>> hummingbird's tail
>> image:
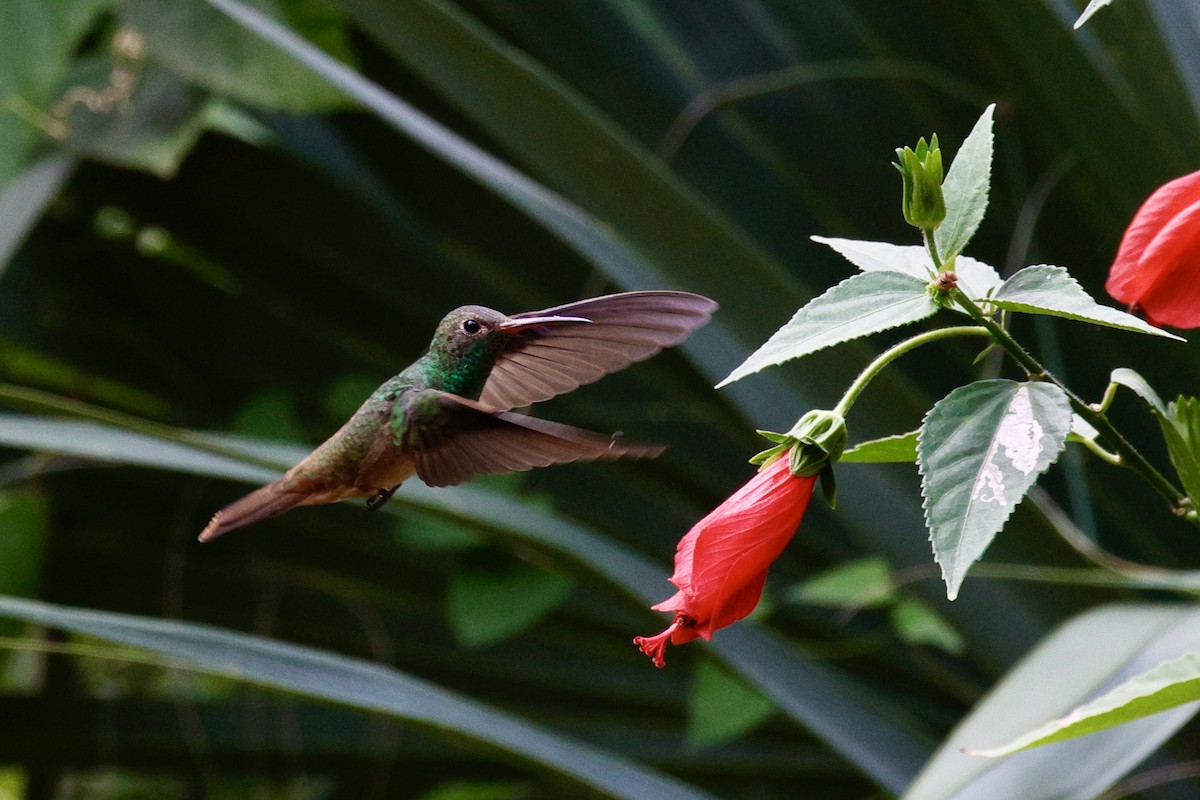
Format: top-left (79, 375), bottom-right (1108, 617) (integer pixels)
top-left (199, 484), bottom-right (306, 542)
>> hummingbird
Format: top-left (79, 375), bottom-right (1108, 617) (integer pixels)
top-left (199, 291), bottom-right (717, 541)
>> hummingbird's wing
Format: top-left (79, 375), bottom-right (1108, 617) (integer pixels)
top-left (400, 391), bottom-right (665, 488)
top-left (479, 291), bottom-right (717, 410)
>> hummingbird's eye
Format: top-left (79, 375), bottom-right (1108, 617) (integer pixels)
top-left (461, 318), bottom-right (482, 335)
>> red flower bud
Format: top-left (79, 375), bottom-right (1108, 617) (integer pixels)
top-left (634, 452), bottom-right (817, 667)
top-left (1107, 169), bottom-right (1200, 328)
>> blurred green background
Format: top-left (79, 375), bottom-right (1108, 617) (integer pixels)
top-left (3, 0), bottom-right (1200, 798)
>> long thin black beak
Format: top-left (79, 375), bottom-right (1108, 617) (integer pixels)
top-left (498, 314), bottom-right (592, 332)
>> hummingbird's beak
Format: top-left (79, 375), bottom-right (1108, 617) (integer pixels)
top-left (499, 314), bottom-right (592, 332)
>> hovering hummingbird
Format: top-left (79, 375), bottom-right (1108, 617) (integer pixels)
top-left (199, 291), bottom-right (717, 541)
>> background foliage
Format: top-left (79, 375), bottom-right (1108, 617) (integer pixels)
top-left (3, 0), bottom-right (1200, 797)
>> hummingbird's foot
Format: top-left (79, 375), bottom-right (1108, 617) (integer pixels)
top-left (365, 486), bottom-right (398, 511)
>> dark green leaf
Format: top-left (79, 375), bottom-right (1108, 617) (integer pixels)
top-left (842, 431), bottom-right (919, 463)
top-left (890, 599), bottom-right (964, 654)
top-left (919, 381), bottom-right (1072, 600)
top-left (0, 413), bottom-right (937, 792)
top-left (447, 561), bottom-right (572, 647)
top-left (790, 557), bottom-right (897, 609)
top-left (0, 0), bottom-right (111, 186)
top-left (687, 660), bottom-right (775, 748)
top-left (0, 595), bottom-right (717, 800)
top-left (57, 61), bottom-right (210, 178)
top-left (991, 265), bottom-right (1182, 340)
top-left (935, 104), bottom-right (994, 262)
top-left (718, 271), bottom-right (937, 386)
top-left (121, 0), bottom-right (354, 111)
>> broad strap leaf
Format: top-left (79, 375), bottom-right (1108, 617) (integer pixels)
top-left (810, 237), bottom-right (1003, 307)
top-left (1074, 0), bottom-right (1116, 28)
top-left (841, 431), bottom-right (919, 463)
top-left (935, 104), bottom-right (995, 262)
top-left (0, 595), bottom-right (715, 800)
top-left (903, 604), bottom-right (1200, 800)
top-left (970, 651), bottom-right (1200, 757)
top-left (918, 380), bottom-right (1071, 600)
top-left (718, 271), bottom-right (936, 386)
top-left (992, 265), bottom-right (1184, 340)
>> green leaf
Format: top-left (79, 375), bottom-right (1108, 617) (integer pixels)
top-left (918, 380), bottom-right (1072, 600)
top-left (903, 604), bottom-right (1200, 800)
top-left (810, 237), bottom-right (1003, 305)
top-left (56, 60), bottom-right (210, 178)
top-left (328, 0), bottom-right (799, 332)
top-left (1166, 396), bottom-right (1200, 502)
top-left (447, 559), bottom-right (572, 647)
top-left (0, 595), bottom-right (716, 800)
top-left (418, 781), bottom-right (527, 800)
top-left (890, 599), bottom-right (964, 654)
top-left (120, 0), bottom-right (353, 112)
top-left (0, 413), bottom-right (937, 792)
top-left (231, 388), bottom-right (306, 442)
top-left (687, 660), bottom-right (775, 749)
top-left (1110, 370), bottom-right (1200, 501)
top-left (1110, 367), bottom-right (1167, 414)
top-left (0, 0), bottom-right (112, 187)
top-left (991, 265), bottom-right (1183, 340)
top-left (717, 271), bottom-right (937, 386)
top-left (841, 431), bottom-right (919, 463)
top-left (935, 104), bottom-right (994, 262)
top-left (790, 557), bottom-right (897, 609)
top-left (0, 155), bottom-right (73, 275)
top-left (1075, 0), bottom-right (1117, 28)
top-left (970, 651), bottom-right (1200, 757)
top-left (196, 0), bottom-right (671, 329)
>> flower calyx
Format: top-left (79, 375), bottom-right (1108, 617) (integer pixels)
top-left (752, 409), bottom-right (847, 507)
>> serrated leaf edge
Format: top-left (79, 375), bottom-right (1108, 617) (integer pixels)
top-left (917, 381), bottom-right (1071, 600)
top-left (717, 271), bottom-right (935, 386)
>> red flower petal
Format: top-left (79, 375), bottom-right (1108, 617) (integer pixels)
top-left (1129, 198), bottom-right (1200, 328)
top-left (635, 452), bottom-right (817, 665)
top-left (1108, 170), bottom-right (1200, 303)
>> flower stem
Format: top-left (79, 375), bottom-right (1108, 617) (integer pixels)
top-left (833, 326), bottom-right (990, 417)
top-left (918, 233), bottom-right (1194, 518)
top-left (948, 288), bottom-right (1190, 515)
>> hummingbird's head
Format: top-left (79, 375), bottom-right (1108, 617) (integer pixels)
top-left (427, 305), bottom-right (591, 397)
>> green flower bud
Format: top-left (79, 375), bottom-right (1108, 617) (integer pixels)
top-left (894, 134), bottom-right (946, 230)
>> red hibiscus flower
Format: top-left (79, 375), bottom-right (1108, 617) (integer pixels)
top-left (1107, 168), bottom-right (1200, 328)
top-left (634, 452), bottom-right (817, 667)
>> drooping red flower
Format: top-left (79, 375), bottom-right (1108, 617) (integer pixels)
top-left (634, 452), bottom-right (817, 667)
top-left (1107, 168), bottom-right (1200, 328)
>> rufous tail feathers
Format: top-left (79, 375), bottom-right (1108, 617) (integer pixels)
top-left (198, 483), bottom-right (306, 542)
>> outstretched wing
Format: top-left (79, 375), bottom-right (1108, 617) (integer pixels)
top-left (400, 390), bottom-right (665, 488)
top-left (479, 291), bottom-right (717, 410)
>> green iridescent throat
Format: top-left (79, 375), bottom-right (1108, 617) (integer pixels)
top-left (424, 339), bottom-right (502, 398)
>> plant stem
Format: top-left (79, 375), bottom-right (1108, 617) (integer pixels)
top-left (918, 232), bottom-right (1194, 518)
top-left (833, 326), bottom-right (990, 417)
